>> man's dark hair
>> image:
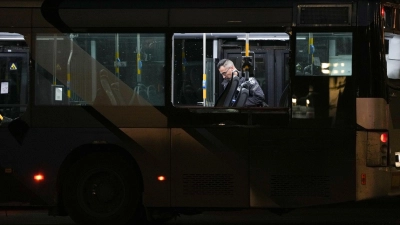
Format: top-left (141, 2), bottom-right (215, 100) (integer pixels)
top-left (216, 59), bottom-right (228, 69)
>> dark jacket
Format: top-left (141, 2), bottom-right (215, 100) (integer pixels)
top-left (221, 71), bottom-right (266, 107)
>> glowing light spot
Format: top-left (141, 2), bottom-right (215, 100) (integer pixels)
top-left (321, 63), bottom-right (330, 69)
top-left (322, 69), bottom-right (330, 74)
top-left (34, 174), bottom-right (44, 182)
top-left (381, 133), bottom-right (388, 143)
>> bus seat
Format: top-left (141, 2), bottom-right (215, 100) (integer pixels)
top-left (214, 76), bottom-right (239, 107)
top-left (99, 72), bottom-right (118, 106)
top-left (111, 82), bottom-right (126, 105)
top-left (129, 83), bottom-right (148, 105)
top-left (234, 88), bottom-right (249, 107)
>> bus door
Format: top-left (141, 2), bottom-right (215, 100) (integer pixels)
top-left (249, 31), bottom-right (356, 208)
top-left (0, 33), bottom-right (35, 204)
top-left (171, 33), bottom-right (253, 208)
top-left (218, 36), bottom-right (293, 208)
top-left (170, 32), bottom-right (293, 208)
top-left (0, 51), bottom-right (29, 119)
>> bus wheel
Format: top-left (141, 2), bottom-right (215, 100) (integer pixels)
top-left (62, 152), bottom-right (141, 225)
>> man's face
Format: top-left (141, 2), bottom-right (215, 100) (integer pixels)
top-left (219, 65), bottom-right (232, 80)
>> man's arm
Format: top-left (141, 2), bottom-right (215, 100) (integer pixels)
top-left (241, 78), bottom-right (260, 94)
top-left (241, 78), bottom-right (266, 105)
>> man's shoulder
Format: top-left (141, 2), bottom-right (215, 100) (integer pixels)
top-left (248, 77), bottom-right (259, 84)
top-left (249, 77), bottom-right (257, 81)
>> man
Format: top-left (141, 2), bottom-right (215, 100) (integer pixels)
top-left (217, 59), bottom-right (266, 107)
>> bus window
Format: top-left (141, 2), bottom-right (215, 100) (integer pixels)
top-left (295, 32), bottom-right (352, 76)
top-left (0, 32), bottom-right (29, 123)
top-left (173, 33), bottom-right (215, 106)
top-left (386, 34), bottom-right (400, 79)
top-left (35, 33), bottom-right (165, 106)
top-left (172, 32), bottom-right (289, 107)
top-left (386, 33), bottom-right (400, 129)
top-left (292, 32), bottom-right (353, 126)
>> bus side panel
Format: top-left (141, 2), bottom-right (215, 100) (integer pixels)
top-left (249, 128), bottom-right (355, 208)
top-left (0, 125), bottom-right (121, 205)
top-left (0, 128), bottom-right (46, 205)
top-left (0, 8), bottom-right (31, 28)
top-left (121, 128), bottom-right (171, 207)
top-left (356, 131), bottom-right (392, 200)
top-left (171, 128), bottom-right (249, 208)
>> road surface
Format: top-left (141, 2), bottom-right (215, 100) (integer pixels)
top-left (0, 196), bottom-right (399, 224)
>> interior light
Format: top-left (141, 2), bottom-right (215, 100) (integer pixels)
top-left (237, 33), bottom-right (289, 41)
top-left (158, 176), bottom-right (166, 181)
top-left (237, 37), bottom-right (289, 41)
top-left (321, 63), bottom-right (330, 69)
top-left (34, 174), bottom-right (44, 182)
top-left (292, 96), bottom-right (297, 106)
top-left (322, 69), bottom-right (330, 74)
top-left (0, 37), bottom-right (24, 40)
top-left (0, 32), bottom-right (24, 40)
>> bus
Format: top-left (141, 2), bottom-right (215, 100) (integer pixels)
top-left (0, 0), bottom-right (400, 224)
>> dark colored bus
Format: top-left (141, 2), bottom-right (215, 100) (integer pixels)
top-left (0, 0), bottom-right (400, 224)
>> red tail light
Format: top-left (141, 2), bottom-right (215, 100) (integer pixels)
top-left (380, 133), bottom-right (388, 143)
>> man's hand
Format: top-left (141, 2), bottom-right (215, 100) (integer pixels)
top-left (241, 81), bottom-right (251, 89)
